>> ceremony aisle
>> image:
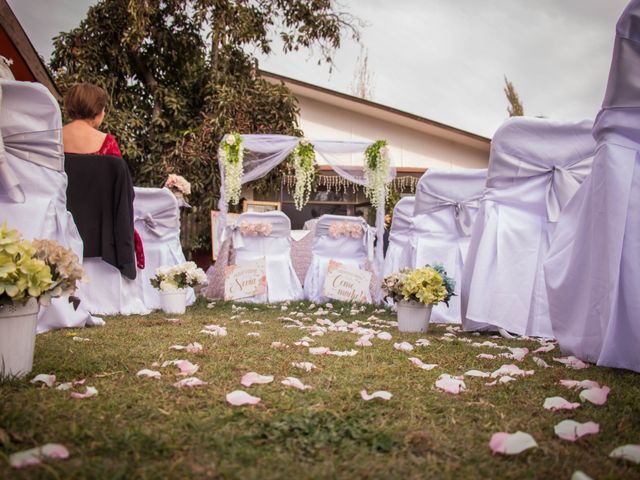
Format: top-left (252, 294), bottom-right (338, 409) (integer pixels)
top-left (1, 299), bottom-right (638, 479)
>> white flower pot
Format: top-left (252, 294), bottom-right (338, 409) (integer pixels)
top-left (0, 298), bottom-right (39, 378)
top-left (160, 290), bottom-right (187, 315)
top-left (397, 300), bottom-right (432, 333)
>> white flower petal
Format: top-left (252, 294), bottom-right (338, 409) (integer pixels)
top-left (70, 386), bottom-right (98, 399)
top-left (490, 431), bottom-right (538, 455)
top-left (281, 377), bottom-right (312, 390)
top-left (30, 374), bottom-right (56, 388)
top-left (609, 444), bottom-right (640, 464)
top-left (554, 420), bottom-right (599, 441)
top-left (226, 390), bottom-right (261, 406)
top-left (136, 369), bottom-right (161, 379)
top-left (240, 372), bottom-right (274, 387)
top-left (543, 396), bottom-right (581, 411)
top-left (9, 443), bottom-right (69, 469)
top-left (360, 389), bottom-right (392, 401)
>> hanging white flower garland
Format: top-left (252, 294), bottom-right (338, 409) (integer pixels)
top-left (291, 138), bottom-right (316, 210)
top-left (219, 133), bottom-right (244, 205)
top-left (363, 140), bottom-right (391, 209)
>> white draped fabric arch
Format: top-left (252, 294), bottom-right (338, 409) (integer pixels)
top-left (216, 134), bottom-right (396, 299)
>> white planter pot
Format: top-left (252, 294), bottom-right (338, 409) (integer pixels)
top-left (160, 290), bottom-right (187, 315)
top-left (397, 300), bottom-right (433, 333)
top-left (0, 298), bottom-right (39, 378)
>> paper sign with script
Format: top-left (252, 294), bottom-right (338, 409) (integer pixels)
top-left (323, 260), bottom-right (372, 303)
top-left (224, 258), bottom-right (267, 300)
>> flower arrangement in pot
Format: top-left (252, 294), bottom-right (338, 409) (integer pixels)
top-left (150, 261), bottom-right (207, 314)
top-left (382, 264), bottom-right (455, 332)
top-left (0, 223), bottom-right (84, 377)
top-left (164, 174), bottom-right (192, 207)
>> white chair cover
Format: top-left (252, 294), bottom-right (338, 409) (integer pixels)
top-left (0, 80), bottom-right (103, 332)
top-left (230, 211), bottom-right (303, 303)
top-left (133, 187), bottom-right (195, 310)
top-left (304, 214), bottom-right (373, 303)
top-left (462, 117), bottom-right (596, 337)
top-left (383, 196), bottom-right (415, 277)
top-left (544, 0), bottom-right (640, 372)
top-left (412, 168), bottom-right (487, 324)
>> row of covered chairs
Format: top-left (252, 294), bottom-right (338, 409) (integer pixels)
top-left (384, 117), bottom-right (596, 336)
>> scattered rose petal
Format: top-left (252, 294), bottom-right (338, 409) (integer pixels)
top-left (609, 444), bottom-right (640, 464)
top-left (355, 335), bottom-right (373, 347)
top-left (559, 379), bottom-right (601, 390)
top-left (532, 356), bottom-right (550, 368)
top-left (291, 362), bottom-right (316, 372)
top-left (70, 386), bottom-right (98, 399)
top-left (247, 332), bottom-right (260, 337)
top-left (415, 338), bottom-right (431, 347)
top-left (30, 374), bottom-right (56, 388)
top-left (377, 332), bottom-right (392, 341)
top-left (543, 396), bottom-right (581, 411)
top-left (136, 369), bottom-right (161, 379)
top-left (533, 344), bottom-right (556, 353)
top-left (394, 342), bottom-right (414, 352)
top-left (309, 347), bottom-right (331, 355)
top-left (465, 370), bottom-right (490, 378)
top-left (201, 325), bottom-right (227, 336)
top-left (554, 420), bottom-right (600, 441)
top-left (174, 377), bottom-right (207, 388)
top-left (408, 357), bottom-right (438, 370)
top-left (165, 318), bottom-right (181, 324)
top-left (72, 336), bottom-right (90, 342)
top-left (329, 349), bottom-right (358, 357)
top-left (170, 342), bottom-right (203, 353)
top-left (175, 360), bottom-right (199, 376)
top-left (240, 372), bottom-right (274, 387)
top-left (271, 342), bottom-right (289, 349)
top-left (553, 356), bottom-right (589, 369)
top-left (477, 353), bottom-right (497, 359)
top-left (56, 379), bottom-right (84, 391)
top-left (490, 364), bottom-right (534, 378)
top-left (9, 443), bottom-right (69, 469)
top-left (435, 374), bottom-right (466, 394)
top-left (360, 389), bottom-right (392, 401)
top-left (281, 377), bottom-right (312, 390)
top-left (490, 431), bottom-right (538, 455)
top-left (579, 386), bottom-right (610, 406)
top-left (226, 390), bottom-right (261, 406)
top-left (571, 471), bottom-right (593, 480)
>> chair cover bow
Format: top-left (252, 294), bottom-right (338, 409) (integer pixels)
top-left (0, 130), bottom-right (64, 203)
top-left (415, 191), bottom-right (482, 236)
top-left (488, 154), bottom-right (593, 222)
top-left (135, 208), bottom-right (179, 237)
top-left (225, 219), bottom-right (288, 249)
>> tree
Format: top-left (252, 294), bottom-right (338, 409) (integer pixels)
top-left (503, 75), bottom-right (524, 117)
top-left (50, 0), bottom-right (359, 251)
top-left (351, 46), bottom-right (374, 100)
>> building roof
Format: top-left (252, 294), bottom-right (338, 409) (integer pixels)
top-left (0, 0), bottom-right (60, 100)
top-left (261, 70), bottom-right (491, 152)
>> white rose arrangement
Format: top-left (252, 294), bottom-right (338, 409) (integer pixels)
top-left (150, 262), bottom-right (208, 292)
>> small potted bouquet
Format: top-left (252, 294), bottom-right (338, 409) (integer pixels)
top-left (382, 264), bottom-right (455, 332)
top-left (150, 261), bottom-right (207, 314)
top-left (164, 174), bottom-right (191, 207)
top-left (0, 224), bottom-right (84, 377)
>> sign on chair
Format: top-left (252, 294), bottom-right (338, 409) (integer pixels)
top-left (323, 260), bottom-right (372, 303)
top-left (224, 258), bottom-right (267, 300)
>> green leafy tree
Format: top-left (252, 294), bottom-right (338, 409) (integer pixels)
top-left (50, 0), bottom-right (358, 250)
top-left (503, 75), bottom-right (524, 117)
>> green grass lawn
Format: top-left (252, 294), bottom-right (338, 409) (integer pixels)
top-left (1, 298), bottom-right (639, 479)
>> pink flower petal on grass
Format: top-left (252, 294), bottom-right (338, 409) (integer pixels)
top-left (136, 369), bottom-right (161, 379)
top-left (609, 444), bottom-right (640, 464)
top-left (435, 374), bottom-right (466, 394)
top-left (9, 443), bottom-right (69, 469)
top-left (226, 390), bottom-right (261, 406)
top-left (240, 372), bottom-right (274, 387)
top-left (408, 357), bottom-right (438, 371)
top-left (554, 420), bottom-right (599, 441)
top-left (464, 370), bottom-right (490, 378)
top-left (571, 471), bottom-right (593, 480)
top-left (579, 386), bottom-right (610, 405)
top-left (477, 353), bottom-right (496, 360)
top-left (70, 386), bottom-right (98, 399)
top-left (490, 364), bottom-right (534, 378)
top-left (533, 344), bottom-right (555, 353)
top-left (170, 343), bottom-right (203, 353)
top-left (559, 379), bottom-right (601, 390)
top-left (543, 396), bottom-right (581, 411)
top-left (309, 347), bottom-right (331, 355)
top-left (377, 332), bottom-right (392, 341)
top-left (174, 377), bottom-right (207, 388)
top-left (175, 360), bottom-right (199, 376)
top-left (247, 332), bottom-right (260, 337)
top-left (271, 342), bottom-right (289, 349)
top-left (553, 356), bottom-right (589, 369)
top-left (30, 374), bottom-right (56, 388)
top-left (415, 338), bottom-right (431, 347)
top-left (329, 349), bottom-right (358, 357)
top-left (360, 389), bottom-right (392, 401)
top-left (355, 336), bottom-right (373, 347)
top-left (532, 356), bottom-right (551, 368)
top-left (201, 325), bottom-right (227, 336)
top-left (281, 377), bottom-right (312, 390)
top-left (291, 362), bottom-right (316, 372)
top-left (394, 342), bottom-right (414, 352)
top-left (490, 431), bottom-right (538, 455)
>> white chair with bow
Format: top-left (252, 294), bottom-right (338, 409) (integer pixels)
top-left (411, 168), bottom-right (487, 324)
top-left (461, 117), bottom-right (596, 337)
top-left (304, 214), bottom-right (374, 303)
top-left (133, 187), bottom-right (196, 310)
top-left (227, 211), bottom-right (303, 303)
top-left (0, 80), bottom-right (103, 332)
top-left (383, 196), bottom-right (415, 277)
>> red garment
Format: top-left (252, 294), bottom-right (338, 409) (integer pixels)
top-left (134, 228), bottom-right (145, 269)
top-left (95, 133), bottom-right (123, 157)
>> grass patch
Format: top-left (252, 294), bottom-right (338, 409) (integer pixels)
top-left (1, 298), bottom-right (639, 479)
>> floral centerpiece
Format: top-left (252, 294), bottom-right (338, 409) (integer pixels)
top-left (150, 261), bottom-right (207, 314)
top-left (363, 140), bottom-right (391, 209)
top-left (164, 174), bottom-right (191, 200)
top-left (291, 138), bottom-right (316, 210)
top-left (219, 133), bottom-right (244, 205)
top-left (382, 264), bottom-right (455, 332)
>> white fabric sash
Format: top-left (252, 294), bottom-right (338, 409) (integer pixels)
top-left (0, 129), bottom-right (64, 203)
top-left (414, 191), bottom-right (482, 236)
top-left (134, 207), bottom-right (179, 237)
top-left (487, 154), bottom-right (593, 222)
top-left (315, 219), bottom-right (374, 262)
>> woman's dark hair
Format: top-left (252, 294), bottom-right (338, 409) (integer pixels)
top-left (63, 83), bottom-right (108, 121)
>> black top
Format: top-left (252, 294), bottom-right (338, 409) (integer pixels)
top-left (64, 153), bottom-right (136, 280)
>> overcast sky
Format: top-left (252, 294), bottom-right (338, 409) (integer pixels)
top-left (8, 0), bottom-right (628, 138)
